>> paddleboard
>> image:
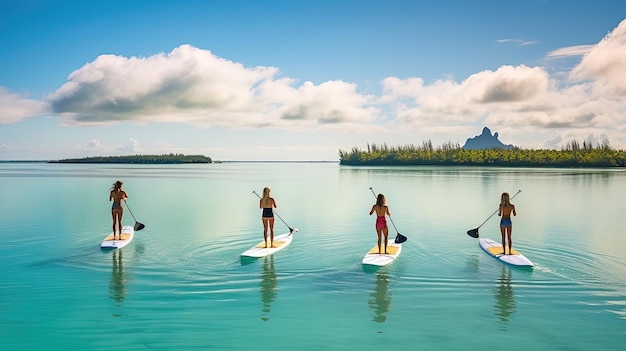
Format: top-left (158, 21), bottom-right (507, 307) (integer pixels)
top-left (361, 240), bottom-right (402, 266)
top-left (100, 225), bottom-right (135, 249)
top-left (479, 238), bottom-right (534, 268)
top-left (240, 231), bottom-right (296, 258)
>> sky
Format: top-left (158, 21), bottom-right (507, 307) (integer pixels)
top-left (1, 0), bottom-right (626, 161)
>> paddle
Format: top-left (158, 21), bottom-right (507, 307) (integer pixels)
top-left (369, 187), bottom-right (407, 244)
top-left (466, 189), bottom-right (521, 238)
top-left (124, 200), bottom-right (145, 231)
top-left (253, 190), bottom-right (296, 234)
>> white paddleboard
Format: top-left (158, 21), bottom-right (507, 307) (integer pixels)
top-left (362, 240), bottom-right (402, 266)
top-left (241, 231), bottom-right (296, 258)
top-left (479, 238), bottom-right (534, 268)
top-left (100, 225), bottom-right (135, 249)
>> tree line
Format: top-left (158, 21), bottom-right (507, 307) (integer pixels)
top-left (339, 139), bottom-right (626, 167)
top-left (52, 154), bottom-right (212, 164)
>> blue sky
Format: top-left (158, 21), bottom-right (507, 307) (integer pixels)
top-left (1, 0), bottom-right (626, 161)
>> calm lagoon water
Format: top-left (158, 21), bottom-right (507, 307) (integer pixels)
top-left (0, 162), bottom-right (624, 350)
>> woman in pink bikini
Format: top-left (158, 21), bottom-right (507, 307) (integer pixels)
top-left (369, 193), bottom-right (391, 254)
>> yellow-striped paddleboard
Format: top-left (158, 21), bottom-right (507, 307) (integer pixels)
top-left (362, 240), bottom-right (403, 266)
top-left (479, 238), bottom-right (533, 268)
top-left (100, 225), bottom-right (134, 249)
top-left (241, 231), bottom-right (297, 258)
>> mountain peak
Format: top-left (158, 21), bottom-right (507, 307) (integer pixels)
top-left (462, 127), bottom-right (514, 150)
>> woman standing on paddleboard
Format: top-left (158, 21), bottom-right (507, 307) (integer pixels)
top-left (109, 180), bottom-right (128, 240)
top-left (259, 187), bottom-right (277, 248)
top-left (369, 194), bottom-right (391, 254)
top-left (498, 192), bottom-right (516, 255)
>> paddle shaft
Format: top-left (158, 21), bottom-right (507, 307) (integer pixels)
top-left (123, 200), bottom-right (139, 222)
top-left (253, 190), bottom-right (295, 233)
top-left (123, 200), bottom-right (145, 231)
top-left (472, 189), bottom-right (522, 230)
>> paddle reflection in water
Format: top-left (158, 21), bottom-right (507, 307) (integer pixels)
top-left (109, 250), bottom-right (126, 304)
top-left (493, 266), bottom-right (516, 330)
top-left (259, 256), bottom-right (277, 321)
top-left (368, 270), bottom-right (391, 323)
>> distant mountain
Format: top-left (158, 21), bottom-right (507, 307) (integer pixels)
top-left (462, 127), bottom-right (515, 150)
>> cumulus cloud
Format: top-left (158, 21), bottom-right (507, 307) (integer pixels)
top-left (47, 44), bottom-right (379, 128)
top-left (0, 88), bottom-right (48, 123)
top-left (570, 18), bottom-right (626, 96)
top-left (119, 138), bottom-right (138, 153)
top-left (382, 65), bottom-right (552, 126)
top-left (76, 139), bottom-right (102, 150)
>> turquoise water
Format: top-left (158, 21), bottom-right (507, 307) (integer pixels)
top-left (1, 162), bottom-right (624, 350)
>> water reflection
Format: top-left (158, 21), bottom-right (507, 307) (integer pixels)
top-left (466, 254), bottom-right (480, 273)
top-left (368, 270), bottom-right (391, 323)
top-left (259, 256), bottom-right (277, 321)
top-left (109, 250), bottom-right (126, 303)
top-left (493, 266), bottom-right (516, 330)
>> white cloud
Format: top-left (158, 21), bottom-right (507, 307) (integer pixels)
top-left (119, 138), bottom-right (138, 153)
top-left (570, 18), bottom-right (626, 96)
top-left (496, 38), bottom-right (538, 46)
top-left (382, 65), bottom-right (552, 127)
top-left (546, 45), bottom-right (594, 58)
top-left (76, 139), bottom-right (102, 150)
top-left (47, 44), bottom-right (379, 128)
top-left (0, 143), bottom-right (32, 154)
top-left (0, 88), bottom-right (48, 123)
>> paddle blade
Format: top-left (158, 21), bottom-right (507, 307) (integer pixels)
top-left (134, 222), bottom-right (145, 231)
top-left (394, 233), bottom-right (407, 244)
top-left (466, 228), bottom-right (479, 238)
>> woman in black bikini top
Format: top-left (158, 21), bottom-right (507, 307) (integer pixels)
top-left (259, 187), bottom-right (277, 248)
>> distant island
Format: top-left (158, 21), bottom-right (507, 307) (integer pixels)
top-left (51, 154), bottom-right (212, 164)
top-left (339, 128), bottom-right (626, 167)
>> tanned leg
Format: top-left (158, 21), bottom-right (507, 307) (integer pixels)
top-left (262, 218), bottom-right (269, 248)
top-left (112, 212), bottom-right (117, 240)
top-left (383, 227), bottom-right (389, 254)
top-left (269, 218), bottom-right (275, 248)
top-left (507, 227), bottom-right (513, 255)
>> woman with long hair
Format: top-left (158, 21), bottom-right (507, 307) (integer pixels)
top-left (259, 186), bottom-right (277, 248)
top-left (369, 193), bottom-right (391, 254)
top-left (498, 192), bottom-right (516, 255)
top-left (109, 180), bottom-right (128, 240)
